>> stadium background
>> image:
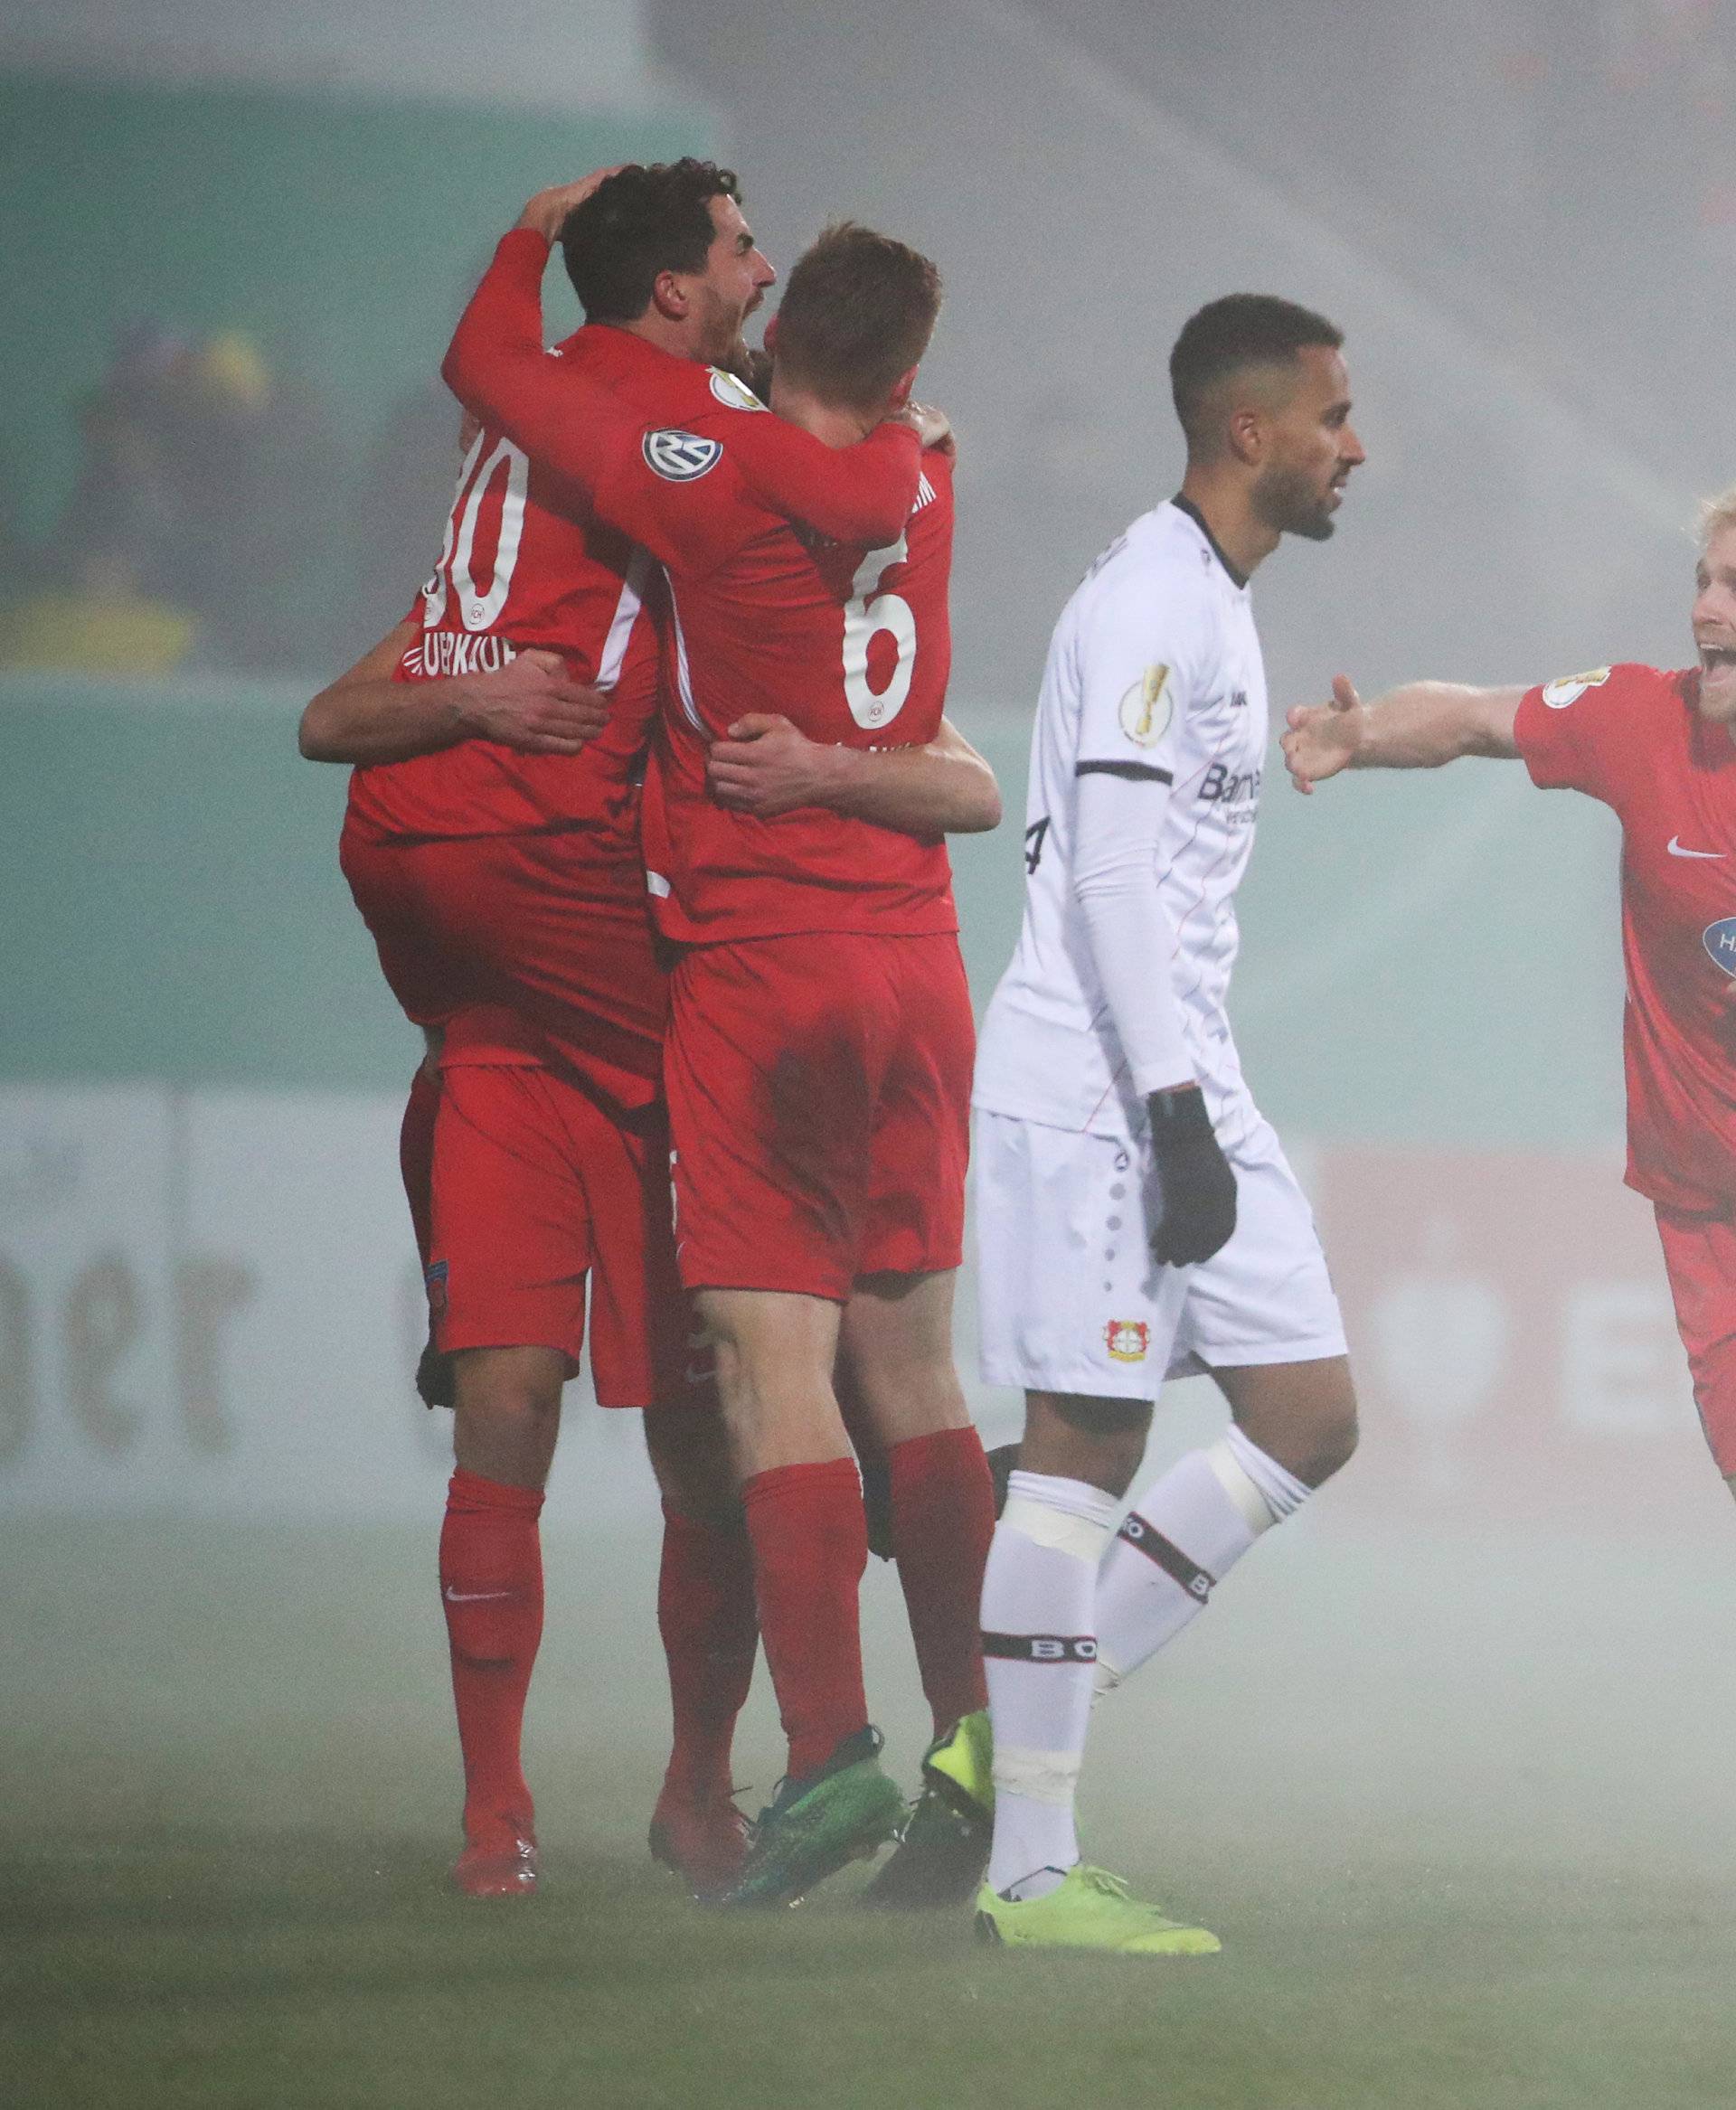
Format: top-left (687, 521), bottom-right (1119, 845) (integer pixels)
top-left (5, 4), bottom-right (1736, 2105)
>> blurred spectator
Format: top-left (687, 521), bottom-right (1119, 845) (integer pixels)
top-left (0, 320), bottom-right (341, 677)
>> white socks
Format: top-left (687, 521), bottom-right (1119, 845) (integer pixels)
top-left (981, 1470), bottom-right (1118, 1899)
top-left (981, 1428), bottom-right (1311, 1901)
top-left (1094, 1423), bottom-right (1308, 1689)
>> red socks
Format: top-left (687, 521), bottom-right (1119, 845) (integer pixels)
top-left (439, 1469), bottom-right (545, 1850)
top-left (656, 1502), bottom-right (760, 1804)
top-left (741, 1458), bottom-right (869, 1780)
top-left (400, 1063), bottom-right (440, 1268)
top-left (888, 1427), bottom-right (995, 1732)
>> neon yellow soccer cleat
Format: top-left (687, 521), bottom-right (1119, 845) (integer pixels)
top-left (975, 1864), bottom-right (1222, 1956)
top-left (921, 1707), bottom-right (995, 1825)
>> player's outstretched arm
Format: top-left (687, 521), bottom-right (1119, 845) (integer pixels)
top-left (705, 713), bottom-right (1002, 833)
top-left (1281, 674), bottom-right (1524, 792)
top-left (298, 620), bottom-right (608, 765)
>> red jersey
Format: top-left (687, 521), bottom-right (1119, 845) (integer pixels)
top-left (345, 301), bottom-right (910, 893)
top-left (1514, 661), bottom-right (1736, 1213)
top-left (444, 231), bottom-right (955, 945)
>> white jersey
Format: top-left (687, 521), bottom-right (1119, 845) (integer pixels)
top-left (973, 497), bottom-right (1268, 1143)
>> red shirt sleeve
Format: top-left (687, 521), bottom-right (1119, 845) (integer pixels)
top-left (1511, 663), bottom-right (1651, 805)
top-left (698, 408), bottom-right (920, 548)
top-left (444, 231), bottom-right (922, 572)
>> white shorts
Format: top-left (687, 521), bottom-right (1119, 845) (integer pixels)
top-left (973, 1106), bottom-right (1347, 1400)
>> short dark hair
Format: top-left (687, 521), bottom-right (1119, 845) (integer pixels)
top-left (773, 221), bottom-right (942, 412)
top-left (1169, 294), bottom-right (1344, 453)
top-left (559, 159), bottom-right (741, 324)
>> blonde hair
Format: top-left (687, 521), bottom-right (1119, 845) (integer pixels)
top-left (1701, 482), bottom-right (1736, 547)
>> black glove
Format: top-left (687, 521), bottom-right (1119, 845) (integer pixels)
top-left (1146, 1086), bottom-right (1237, 1266)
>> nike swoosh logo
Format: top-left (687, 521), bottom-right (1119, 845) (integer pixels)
top-left (1668, 837), bottom-right (1727, 859)
top-left (443, 1587), bottom-right (513, 1604)
top-left (683, 1362), bottom-right (713, 1386)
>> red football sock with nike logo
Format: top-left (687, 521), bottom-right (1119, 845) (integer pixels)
top-left (887, 1427), bottom-right (995, 1733)
top-left (439, 1468), bottom-right (544, 1849)
top-left (741, 1459), bottom-right (870, 1780)
top-left (656, 1501), bottom-right (760, 1802)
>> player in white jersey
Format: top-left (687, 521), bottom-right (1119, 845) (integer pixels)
top-left (942, 296), bottom-right (1366, 1955)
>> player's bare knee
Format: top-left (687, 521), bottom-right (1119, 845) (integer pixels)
top-left (1023, 1390), bottom-right (1152, 1498)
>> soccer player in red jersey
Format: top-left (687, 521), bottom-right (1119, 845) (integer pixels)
top-left (302, 165), bottom-right (988, 1901)
top-left (1282, 488), bottom-right (1736, 1495)
top-left (446, 212), bottom-right (1004, 1906)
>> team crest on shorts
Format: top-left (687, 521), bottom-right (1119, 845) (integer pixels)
top-left (424, 1259), bottom-right (449, 1316)
top-left (643, 429), bottom-right (722, 481)
top-left (1104, 1319), bottom-right (1150, 1363)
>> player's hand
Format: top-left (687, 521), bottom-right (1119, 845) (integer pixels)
top-left (1146, 1087), bottom-right (1238, 1267)
top-left (892, 400), bottom-right (955, 457)
top-left (515, 168), bottom-right (626, 241)
top-left (458, 650), bottom-right (609, 754)
top-left (1281, 674), bottom-right (1368, 794)
top-left (707, 713), bottom-right (842, 817)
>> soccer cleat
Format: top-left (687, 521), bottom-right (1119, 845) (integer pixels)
top-left (974, 1863), bottom-right (1221, 1956)
top-left (921, 1707), bottom-right (995, 1825)
top-left (451, 1836), bottom-right (539, 1898)
top-left (718, 1725), bottom-right (904, 1908)
top-left (648, 1785), bottom-right (753, 1900)
top-left (861, 1779), bottom-right (990, 1908)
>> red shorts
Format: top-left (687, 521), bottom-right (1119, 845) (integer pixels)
top-left (665, 930), bottom-right (974, 1301)
top-left (1656, 1202), bottom-right (1736, 1475)
top-left (340, 816), bottom-right (667, 1113)
top-left (427, 1042), bottom-right (700, 1409)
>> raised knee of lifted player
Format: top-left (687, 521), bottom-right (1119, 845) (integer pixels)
top-left (452, 1344), bottom-right (567, 1490)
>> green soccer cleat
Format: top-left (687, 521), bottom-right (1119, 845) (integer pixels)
top-left (718, 1726), bottom-right (905, 1908)
top-left (974, 1864), bottom-right (1222, 1956)
top-left (922, 1707), bottom-right (995, 1825)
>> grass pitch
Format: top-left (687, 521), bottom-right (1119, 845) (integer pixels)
top-left (6, 1511), bottom-right (1736, 2109)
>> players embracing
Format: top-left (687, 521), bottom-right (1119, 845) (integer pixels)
top-left (306, 162), bottom-right (1001, 1904)
top-left (443, 200), bottom-right (1004, 1908)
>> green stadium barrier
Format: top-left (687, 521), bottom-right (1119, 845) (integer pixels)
top-left (2, 671), bottom-right (1627, 1147)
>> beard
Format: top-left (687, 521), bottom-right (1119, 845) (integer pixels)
top-left (1253, 461), bottom-right (1337, 542)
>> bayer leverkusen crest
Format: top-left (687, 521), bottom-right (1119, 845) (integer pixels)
top-left (1104, 1319), bottom-right (1149, 1363)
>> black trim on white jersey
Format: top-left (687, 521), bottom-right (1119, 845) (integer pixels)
top-left (1076, 759), bottom-right (1174, 785)
top-left (1171, 494), bottom-right (1249, 590)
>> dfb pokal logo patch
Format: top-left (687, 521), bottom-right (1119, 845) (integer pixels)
top-left (424, 1258), bottom-right (449, 1316)
top-left (1104, 1318), bottom-right (1150, 1363)
top-left (643, 429), bottom-right (722, 481)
